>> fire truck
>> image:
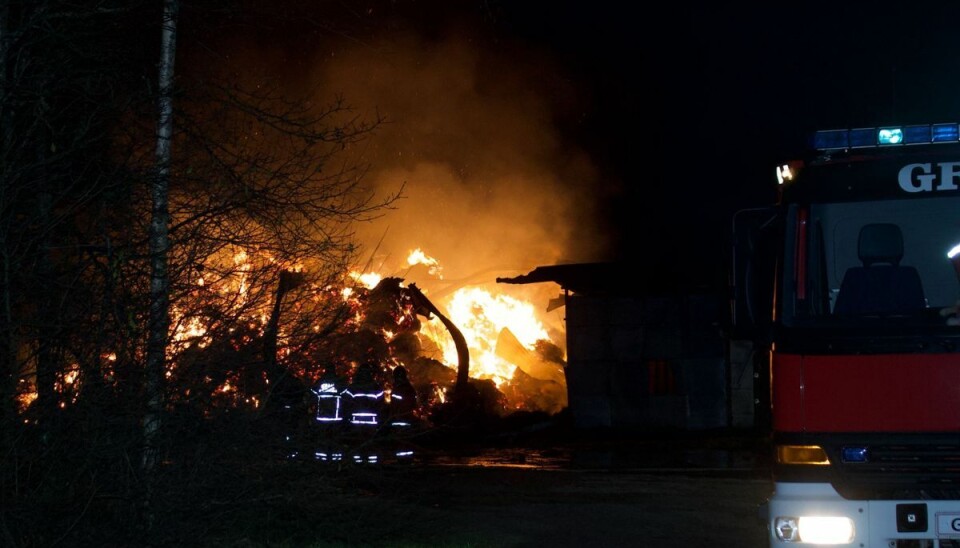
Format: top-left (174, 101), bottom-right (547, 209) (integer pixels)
top-left (731, 123), bottom-right (960, 546)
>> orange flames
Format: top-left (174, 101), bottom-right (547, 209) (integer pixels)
top-left (16, 245), bottom-right (567, 416)
top-left (355, 248), bottom-right (568, 412)
top-left (421, 287), bottom-right (548, 385)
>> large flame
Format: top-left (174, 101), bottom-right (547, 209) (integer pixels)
top-left (420, 286), bottom-right (549, 386)
top-left (16, 244), bottom-right (566, 416)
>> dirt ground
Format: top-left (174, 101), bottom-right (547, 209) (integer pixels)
top-left (357, 467), bottom-right (773, 547)
top-left (303, 434), bottom-right (775, 548)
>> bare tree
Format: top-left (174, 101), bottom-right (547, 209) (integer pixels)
top-left (138, 0), bottom-right (179, 535)
top-left (0, 0), bottom-right (404, 544)
top-left (0, 1), bottom-right (164, 545)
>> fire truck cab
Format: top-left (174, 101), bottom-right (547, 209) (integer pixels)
top-left (732, 123), bottom-right (960, 546)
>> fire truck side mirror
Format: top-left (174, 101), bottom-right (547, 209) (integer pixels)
top-left (730, 207), bottom-right (779, 342)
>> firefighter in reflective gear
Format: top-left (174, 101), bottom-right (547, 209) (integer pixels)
top-left (342, 360), bottom-right (385, 429)
top-left (342, 360), bottom-right (386, 463)
top-left (310, 367), bottom-right (348, 463)
top-left (382, 365), bottom-right (421, 463)
top-left (387, 365), bottom-right (420, 429)
top-left (311, 368), bottom-right (346, 424)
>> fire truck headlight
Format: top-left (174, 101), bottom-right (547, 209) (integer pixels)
top-left (774, 516), bottom-right (855, 544)
top-left (776, 444), bottom-right (830, 465)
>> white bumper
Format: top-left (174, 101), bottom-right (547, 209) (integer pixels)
top-left (767, 482), bottom-right (960, 546)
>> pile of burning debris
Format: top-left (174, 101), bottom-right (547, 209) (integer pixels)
top-left (271, 275), bottom-right (568, 462)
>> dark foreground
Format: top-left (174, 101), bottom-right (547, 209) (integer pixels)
top-left (322, 466), bottom-right (772, 548)
top-left (211, 432), bottom-right (773, 548)
top-left (7, 408), bottom-right (776, 548)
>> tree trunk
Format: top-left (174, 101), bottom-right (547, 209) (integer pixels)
top-left (262, 270), bottom-right (305, 417)
top-left (143, 0), bottom-right (178, 492)
top-left (34, 143), bottom-right (58, 430)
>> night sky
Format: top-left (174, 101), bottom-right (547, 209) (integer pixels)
top-left (184, 1), bottom-right (960, 289)
top-left (494, 3), bottom-right (960, 274)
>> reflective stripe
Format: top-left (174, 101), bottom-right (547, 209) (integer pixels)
top-left (351, 412), bottom-right (378, 425)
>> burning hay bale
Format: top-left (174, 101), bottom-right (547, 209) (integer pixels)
top-left (495, 331), bottom-right (568, 415)
top-left (300, 272), bottom-right (569, 438)
top-left (495, 328), bottom-right (566, 385)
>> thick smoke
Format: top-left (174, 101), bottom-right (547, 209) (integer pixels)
top-left (184, 8), bottom-right (617, 347)
top-left (309, 24), bottom-right (612, 280)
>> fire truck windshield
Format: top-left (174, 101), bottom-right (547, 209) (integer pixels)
top-left (780, 195), bottom-right (960, 334)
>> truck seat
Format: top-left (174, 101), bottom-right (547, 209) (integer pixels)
top-left (833, 223), bottom-right (926, 315)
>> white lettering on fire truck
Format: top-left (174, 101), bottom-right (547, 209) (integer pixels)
top-left (898, 161), bottom-right (960, 192)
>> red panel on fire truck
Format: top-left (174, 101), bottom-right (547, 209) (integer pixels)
top-left (773, 353), bottom-right (960, 432)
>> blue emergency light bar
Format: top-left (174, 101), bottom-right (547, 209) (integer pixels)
top-left (814, 123), bottom-right (960, 150)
